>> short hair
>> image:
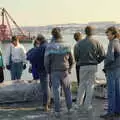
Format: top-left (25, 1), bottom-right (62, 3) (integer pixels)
top-left (106, 26), bottom-right (120, 38)
top-left (51, 27), bottom-right (62, 39)
top-left (85, 26), bottom-right (94, 36)
top-left (11, 36), bottom-right (18, 42)
top-left (74, 32), bottom-right (82, 40)
top-left (36, 34), bottom-right (45, 42)
top-left (33, 40), bottom-right (37, 47)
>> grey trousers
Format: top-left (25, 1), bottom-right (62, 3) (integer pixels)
top-left (77, 65), bottom-right (97, 110)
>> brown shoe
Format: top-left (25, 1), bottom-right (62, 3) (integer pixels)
top-left (44, 105), bottom-right (50, 112)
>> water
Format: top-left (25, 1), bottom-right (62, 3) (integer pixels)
top-left (0, 34), bottom-right (109, 81)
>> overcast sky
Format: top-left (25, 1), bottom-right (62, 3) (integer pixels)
top-left (1, 0), bottom-right (120, 26)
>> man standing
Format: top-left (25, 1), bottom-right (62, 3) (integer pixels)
top-left (74, 32), bottom-right (82, 86)
top-left (27, 34), bottom-right (50, 112)
top-left (44, 28), bottom-right (74, 117)
top-left (76, 26), bottom-right (105, 113)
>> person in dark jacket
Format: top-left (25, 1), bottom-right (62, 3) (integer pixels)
top-left (76, 26), bottom-right (105, 117)
top-left (74, 32), bottom-right (82, 86)
top-left (27, 40), bottom-right (39, 81)
top-left (27, 34), bottom-right (50, 112)
top-left (100, 27), bottom-right (120, 118)
top-left (45, 28), bottom-right (74, 116)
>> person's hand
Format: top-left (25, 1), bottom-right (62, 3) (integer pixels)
top-left (28, 66), bottom-right (32, 73)
top-left (102, 69), bottom-right (106, 73)
top-left (6, 65), bottom-right (11, 70)
top-left (2, 66), bottom-right (5, 70)
top-left (68, 69), bottom-right (71, 74)
top-left (23, 64), bottom-right (26, 70)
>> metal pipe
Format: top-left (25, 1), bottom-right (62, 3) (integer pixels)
top-left (4, 8), bottom-right (25, 35)
top-left (1, 8), bottom-right (5, 25)
top-left (5, 12), bottom-right (12, 37)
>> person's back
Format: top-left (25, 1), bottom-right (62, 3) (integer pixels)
top-left (45, 27), bottom-right (73, 115)
top-left (76, 26), bottom-right (105, 115)
top-left (45, 41), bottom-right (73, 72)
top-left (76, 37), bottom-right (105, 66)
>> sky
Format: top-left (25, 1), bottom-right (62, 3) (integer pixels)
top-left (1, 0), bottom-right (120, 26)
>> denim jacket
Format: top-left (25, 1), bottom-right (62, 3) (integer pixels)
top-left (104, 38), bottom-right (120, 70)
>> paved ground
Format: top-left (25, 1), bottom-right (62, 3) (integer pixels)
top-left (0, 98), bottom-right (120, 120)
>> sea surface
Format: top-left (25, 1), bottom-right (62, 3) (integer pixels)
top-left (0, 34), bottom-right (109, 81)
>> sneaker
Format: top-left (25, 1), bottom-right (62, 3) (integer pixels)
top-left (68, 108), bottom-right (74, 114)
top-left (100, 113), bottom-right (115, 118)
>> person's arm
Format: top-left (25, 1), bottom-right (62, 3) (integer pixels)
top-left (21, 45), bottom-right (27, 64)
top-left (96, 42), bottom-right (105, 63)
top-left (44, 47), bottom-right (51, 73)
top-left (1, 56), bottom-right (4, 67)
top-left (74, 44), bottom-right (79, 62)
top-left (5, 45), bottom-right (11, 65)
top-left (104, 42), bottom-right (115, 68)
top-left (0, 49), bottom-right (4, 67)
top-left (114, 39), bottom-right (120, 59)
top-left (68, 51), bottom-right (74, 73)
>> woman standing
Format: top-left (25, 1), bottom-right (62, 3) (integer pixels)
top-left (5, 36), bottom-right (26, 81)
top-left (101, 27), bottom-right (120, 118)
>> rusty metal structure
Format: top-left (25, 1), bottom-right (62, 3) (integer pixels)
top-left (0, 8), bottom-right (29, 41)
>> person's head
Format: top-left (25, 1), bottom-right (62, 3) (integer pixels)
top-left (74, 32), bottom-right (82, 41)
top-left (51, 27), bottom-right (62, 40)
top-left (85, 26), bottom-right (95, 37)
top-left (11, 36), bottom-right (19, 46)
top-left (105, 26), bottom-right (120, 41)
top-left (35, 34), bottom-right (46, 46)
top-left (33, 40), bottom-right (39, 47)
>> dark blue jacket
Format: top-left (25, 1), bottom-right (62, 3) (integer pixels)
top-left (27, 41), bottom-right (48, 73)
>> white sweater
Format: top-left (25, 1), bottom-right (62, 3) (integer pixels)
top-left (5, 43), bottom-right (26, 65)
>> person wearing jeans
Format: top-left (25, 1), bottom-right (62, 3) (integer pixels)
top-left (51, 71), bottom-right (72, 112)
top-left (44, 27), bottom-right (74, 116)
top-left (74, 32), bottom-right (82, 86)
top-left (5, 36), bottom-right (26, 81)
top-left (27, 34), bottom-right (50, 112)
top-left (100, 27), bottom-right (120, 118)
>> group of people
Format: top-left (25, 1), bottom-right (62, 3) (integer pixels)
top-left (0, 25), bottom-right (119, 118)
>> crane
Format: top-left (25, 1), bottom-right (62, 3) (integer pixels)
top-left (0, 8), bottom-right (30, 42)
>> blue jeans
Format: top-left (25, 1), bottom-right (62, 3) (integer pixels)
top-left (11, 62), bottom-right (23, 80)
top-left (51, 71), bottom-right (72, 112)
top-left (106, 68), bottom-right (120, 114)
top-left (39, 72), bottom-right (50, 106)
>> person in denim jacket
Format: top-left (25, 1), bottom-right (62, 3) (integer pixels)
top-left (100, 27), bottom-right (120, 118)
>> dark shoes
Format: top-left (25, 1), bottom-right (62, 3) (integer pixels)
top-left (100, 113), bottom-right (120, 119)
top-left (44, 104), bottom-right (50, 112)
